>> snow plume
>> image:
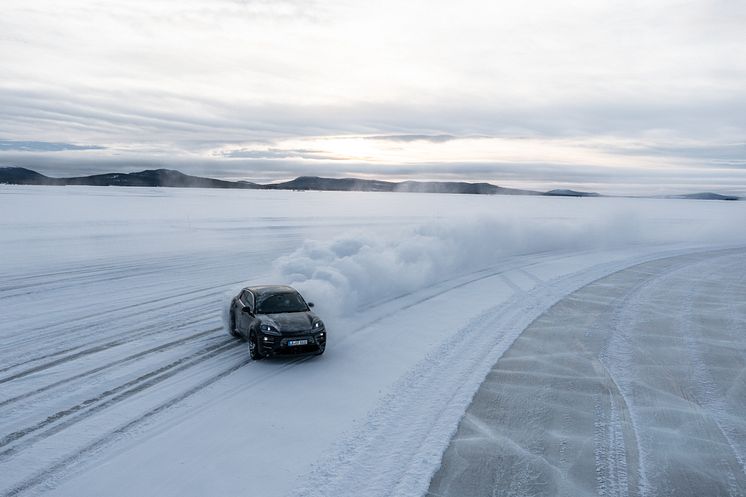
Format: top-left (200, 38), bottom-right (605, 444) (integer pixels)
top-left (272, 214), bottom-right (633, 317)
top-left (272, 206), bottom-right (746, 317)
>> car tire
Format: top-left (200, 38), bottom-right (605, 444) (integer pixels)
top-left (229, 310), bottom-right (240, 338)
top-left (249, 332), bottom-right (263, 360)
top-left (314, 345), bottom-right (325, 356)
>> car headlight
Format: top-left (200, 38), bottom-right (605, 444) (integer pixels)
top-left (313, 320), bottom-right (324, 330)
top-left (260, 324), bottom-right (281, 335)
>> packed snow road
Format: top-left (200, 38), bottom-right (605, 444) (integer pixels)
top-left (1, 186), bottom-right (745, 497)
top-left (428, 248), bottom-right (746, 497)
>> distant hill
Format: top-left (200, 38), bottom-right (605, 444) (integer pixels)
top-left (265, 176), bottom-right (395, 192)
top-left (265, 176), bottom-right (540, 195)
top-left (0, 167), bottom-right (66, 185)
top-left (394, 180), bottom-right (538, 195)
top-left (66, 169), bottom-right (261, 189)
top-left (0, 168), bottom-right (540, 196)
top-left (0, 167), bottom-right (260, 189)
top-left (543, 189), bottom-right (601, 198)
top-left (0, 166), bottom-right (740, 200)
top-left (664, 192), bottom-right (740, 201)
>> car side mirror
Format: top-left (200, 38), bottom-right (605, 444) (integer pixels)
top-left (242, 306), bottom-right (253, 315)
top-left (307, 302), bottom-right (315, 308)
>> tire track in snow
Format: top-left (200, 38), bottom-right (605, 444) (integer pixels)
top-left (546, 262), bottom-right (661, 497)
top-left (0, 261), bottom-right (164, 294)
top-left (0, 337), bottom-right (241, 459)
top-left (599, 251), bottom-right (746, 497)
top-left (677, 258), bottom-right (745, 495)
top-left (662, 256), bottom-right (746, 487)
top-left (0, 278), bottom-right (244, 356)
top-left (0, 314), bottom-right (217, 384)
top-left (0, 265), bottom-right (172, 298)
top-left (0, 327), bottom-right (224, 408)
top-left (0, 270), bottom-right (252, 377)
top-left (1, 355), bottom-right (313, 497)
top-left (592, 365), bottom-right (634, 497)
top-left (594, 256), bottom-right (712, 497)
top-left (595, 267), bottom-right (676, 497)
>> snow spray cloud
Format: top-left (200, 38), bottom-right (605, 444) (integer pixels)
top-left (272, 208), bottom-right (746, 318)
top-left (272, 213), bottom-right (631, 317)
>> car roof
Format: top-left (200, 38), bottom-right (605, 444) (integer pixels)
top-left (245, 285), bottom-right (298, 297)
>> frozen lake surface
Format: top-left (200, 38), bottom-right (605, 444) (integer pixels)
top-left (1, 186), bottom-right (745, 497)
top-left (428, 249), bottom-right (746, 497)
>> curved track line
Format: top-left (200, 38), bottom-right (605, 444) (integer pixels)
top-left (1, 356), bottom-right (311, 497)
top-left (0, 316), bottom-right (217, 384)
top-left (0, 327), bottom-right (225, 408)
top-left (0, 338), bottom-right (241, 457)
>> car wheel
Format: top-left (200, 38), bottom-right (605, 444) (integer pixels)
top-left (229, 310), bottom-right (240, 338)
top-left (248, 332), bottom-right (263, 360)
top-left (314, 345), bottom-right (325, 356)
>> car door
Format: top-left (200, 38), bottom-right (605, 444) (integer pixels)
top-left (237, 290), bottom-right (256, 338)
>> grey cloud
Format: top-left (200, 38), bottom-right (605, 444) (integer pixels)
top-left (600, 142), bottom-right (746, 167)
top-left (0, 139), bottom-right (104, 152)
top-left (3, 85), bottom-right (746, 153)
top-left (221, 148), bottom-right (342, 160)
top-left (366, 134), bottom-right (457, 143)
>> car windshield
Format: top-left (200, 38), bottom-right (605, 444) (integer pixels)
top-left (256, 292), bottom-right (308, 314)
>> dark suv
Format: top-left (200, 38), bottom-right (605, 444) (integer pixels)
top-left (229, 285), bottom-right (326, 359)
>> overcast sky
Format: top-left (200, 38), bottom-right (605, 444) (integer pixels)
top-left (1, 0), bottom-right (745, 194)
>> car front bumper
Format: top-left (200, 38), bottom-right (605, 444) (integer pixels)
top-left (258, 331), bottom-right (326, 356)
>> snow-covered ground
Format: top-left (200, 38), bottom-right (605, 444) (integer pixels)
top-left (1, 186), bottom-right (745, 497)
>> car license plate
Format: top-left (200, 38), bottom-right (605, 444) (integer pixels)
top-left (288, 339), bottom-right (308, 347)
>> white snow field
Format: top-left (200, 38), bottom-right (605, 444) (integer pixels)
top-left (1, 185), bottom-right (745, 497)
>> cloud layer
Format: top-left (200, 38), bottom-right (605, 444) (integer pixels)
top-left (1, 0), bottom-right (745, 193)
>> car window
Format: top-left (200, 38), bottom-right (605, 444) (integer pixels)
top-left (256, 292), bottom-right (307, 314)
top-left (241, 290), bottom-right (254, 308)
